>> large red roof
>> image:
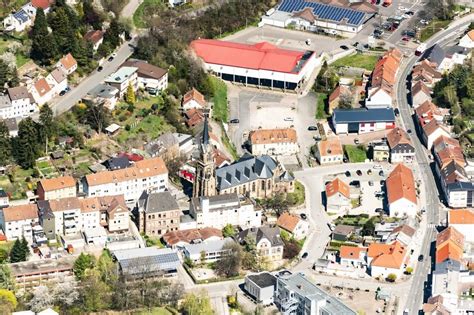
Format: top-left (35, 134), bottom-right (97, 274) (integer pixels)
top-left (190, 39), bottom-right (310, 74)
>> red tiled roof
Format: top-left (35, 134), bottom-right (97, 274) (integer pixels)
top-left (368, 241), bottom-right (406, 269)
top-left (326, 177), bottom-right (350, 199)
top-left (386, 164), bottom-right (417, 205)
top-left (183, 88), bottom-right (206, 107)
top-left (34, 78), bottom-right (51, 97)
top-left (329, 85), bottom-right (350, 103)
top-left (31, 0), bottom-right (51, 9)
top-left (84, 30), bottom-right (104, 44)
top-left (277, 212), bottom-right (301, 233)
top-left (191, 39), bottom-right (310, 74)
top-left (39, 176), bottom-right (76, 192)
top-left (163, 228), bottom-right (223, 246)
top-left (449, 209), bottom-right (474, 225)
top-left (340, 246), bottom-right (367, 260)
top-left (436, 226), bottom-right (464, 264)
top-left (59, 53), bottom-right (77, 71)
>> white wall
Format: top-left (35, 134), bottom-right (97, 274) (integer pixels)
top-left (251, 142), bottom-right (299, 156)
top-left (389, 198), bottom-right (417, 217)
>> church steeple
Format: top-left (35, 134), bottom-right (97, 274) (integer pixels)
top-left (193, 112), bottom-right (217, 197)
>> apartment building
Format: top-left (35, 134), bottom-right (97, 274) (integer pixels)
top-left (367, 241), bottom-right (407, 279)
top-left (37, 176), bottom-right (76, 200)
top-left (0, 204), bottom-right (39, 241)
top-left (83, 157), bottom-right (168, 204)
top-left (386, 127), bottom-right (415, 164)
top-left (38, 197), bottom-right (81, 239)
top-left (79, 195), bottom-right (129, 233)
top-left (249, 128), bottom-right (298, 156)
top-left (0, 86), bottom-right (37, 119)
top-left (136, 191), bottom-right (180, 237)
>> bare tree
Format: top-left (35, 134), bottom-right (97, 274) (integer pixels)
top-left (28, 285), bottom-right (54, 313)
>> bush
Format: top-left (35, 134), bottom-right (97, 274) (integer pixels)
top-left (386, 273), bottom-right (397, 282)
top-left (125, 124), bottom-right (131, 131)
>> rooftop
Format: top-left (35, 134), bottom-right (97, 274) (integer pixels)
top-left (277, 212), bottom-right (302, 233)
top-left (39, 175), bottom-right (76, 192)
top-left (250, 128), bottom-right (297, 145)
top-left (317, 137), bottom-right (343, 157)
top-left (144, 191), bottom-right (179, 213)
top-left (122, 59), bottom-right (167, 80)
top-left (386, 164), bottom-right (417, 205)
top-left (2, 204), bottom-right (38, 222)
top-left (183, 237), bottom-right (234, 255)
top-left (163, 227), bottom-right (223, 246)
top-left (326, 177), bottom-right (350, 199)
top-left (59, 53), bottom-right (77, 71)
top-left (247, 272), bottom-right (276, 289)
top-left (448, 209), bottom-right (474, 225)
top-left (333, 108), bottom-right (395, 124)
top-left (105, 67), bottom-right (138, 84)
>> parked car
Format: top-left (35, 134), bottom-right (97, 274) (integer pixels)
top-left (407, 129), bottom-right (412, 133)
top-left (350, 180), bottom-right (360, 188)
top-left (302, 252), bottom-right (309, 259)
top-left (108, 53), bottom-right (116, 61)
top-left (300, 213), bottom-right (307, 220)
top-left (380, 180), bottom-right (385, 186)
top-left (369, 180), bottom-right (374, 186)
top-left (402, 36), bottom-right (411, 42)
top-left (230, 118), bottom-right (239, 124)
top-left (59, 90), bottom-right (66, 96)
top-left (367, 169), bottom-right (372, 175)
top-left (354, 138), bottom-right (360, 145)
top-left (418, 255), bottom-right (424, 262)
top-left (405, 10), bottom-right (414, 15)
top-left (340, 45), bottom-right (350, 50)
top-left (305, 39), bottom-right (311, 45)
top-left (97, 66), bottom-right (103, 72)
top-left (308, 126), bottom-right (318, 131)
top-left (375, 208), bottom-right (384, 213)
top-left (284, 117), bottom-right (294, 122)
top-left (356, 170), bottom-right (362, 176)
top-left (379, 170), bottom-right (384, 176)
top-left (313, 136), bottom-right (322, 141)
top-left (345, 171), bottom-right (352, 177)
top-left (352, 41), bottom-right (359, 47)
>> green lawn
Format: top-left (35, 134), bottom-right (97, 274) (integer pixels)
top-left (287, 180), bottom-right (305, 206)
top-left (222, 131), bottom-right (238, 160)
top-left (209, 76), bottom-right (228, 123)
top-left (0, 167), bottom-right (34, 200)
top-left (316, 93), bottom-right (328, 119)
top-left (117, 115), bottom-right (173, 144)
top-left (331, 53), bottom-right (380, 71)
top-left (420, 20), bottom-right (451, 42)
top-left (16, 53), bottom-right (29, 67)
top-left (133, 0), bottom-right (166, 28)
top-left (344, 145), bottom-right (367, 163)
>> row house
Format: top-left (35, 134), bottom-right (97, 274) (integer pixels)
top-left (37, 175), bottom-right (76, 200)
top-left (0, 86), bottom-right (38, 120)
top-left (415, 100), bottom-right (450, 149)
top-left (249, 128), bottom-right (299, 156)
top-left (83, 156), bottom-right (169, 204)
top-left (411, 59), bottom-right (442, 89)
top-left (386, 127), bottom-right (415, 164)
top-left (411, 80), bottom-right (431, 108)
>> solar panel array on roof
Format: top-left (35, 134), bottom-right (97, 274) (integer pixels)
top-left (279, 0), bottom-right (368, 26)
top-left (14, 9), bottom-right (30, 23)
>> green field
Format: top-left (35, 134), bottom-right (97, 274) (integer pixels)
top-left (344, 145), bottom-right (367, 163)
top-left (117, 115), bottom-right (173, 144)
top-left (331, 53), bottom-right (379, 71)
top-left (133, 0), bottom-right (166, 28)
top-left (420, 19), bottom-right (451, 42)
top-left (316, 93), bottom-right (328, 119)
top-left (209, 76), bottom-right (228, 123)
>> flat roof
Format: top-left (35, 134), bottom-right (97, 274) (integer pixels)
top-left (247, 272), bottom-right (277, 288)
top-left (105, 66), bottom-right (137, 84)
top-left (333, 108), bottom-right (395, 124)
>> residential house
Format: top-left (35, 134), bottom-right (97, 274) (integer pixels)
top-left (448, 209), bottom-right (474, 243)
top-left (331, 225), bottom-right (356, 242)
top-left (385, 224), bottom-right (416, 246)
top-left (249, 128), bottom-right (299, 156)
top-left (325, 177), bottom-right (351, 212)
top-left (411, 60), bottom-right (442, 88)
top-left (274, 272), bottom-right (356, 315)
top-left (189, 193), bottom-right (261, 230)
top-left (122, 59), bottom-right (168, 92)
top-left (244, 272), bottom-right (277, 305)
top-left (435, 226), bottom-right (464, 265)
top-left (103, 156), bottom-right (130, 171)
top-left (332, 108), bottom-right (395, 134)
top-left (3, 0), bottom-right (51, 33)
top-left (136, 191), bottom-right (180, 237)
top-left (415, 100), bottom-right (449, 125)
top-left (184, 108), bottom-right (205, 128)
top-left (411, 80), bottom-right (431, 108)
top-left (386, 164), bottom-right (417, 217)
top-left (0, 86), bottom-right (37, 119)
top-left (182, 237), bottom-right (234, 264)
top-left (182, 88), bottom-right (206, 111)
top-left (459, 30), bottom-right (474, 49)
top-left (276, 212), bottom-right (309, 240)
top-left (237, 226), bottom-right (284, 262)
top-left (339, 246), bottom-right (367, 268)
top-left (145, 133), bottom-right (180, 161)
top-left (46, 68), bottom-right (68, 96)
top-left (104, 67), bottom-right (138, 98)
top-left (162, 227), bottom-right (223, 249)
top-left (386, 127), bottom-right (415, 164)
top-left (422, 119), bottom-right (450, 150)
top-left (367, 241), bottom-right (407, 279)
top-left (83, 157), bottom-right (168, 205)
top-left (0, 204), bottom-right (39, 241)
top-left (3, 117), bottom-right (18, 137)
top-left (83, 84), bottom-right (119, 110)
top-left (37, 176), bottom-right (76, 200)
top-left (83, 30), bottom-right (104, 51)
top-left (113, 247), bottom-right (180, 279)
top-left (423, 44), bottom-right (447, 72)
top-left (314, 137), bottom-right (343, 165)
top-left (328, 85), bottom-right (350, 114)
top-left (31, 78), bottom-right (53, 106)
top-left (36, 197), bottom-right (82, 239)
top-left (372, 142), bottom-right (390, 162)
top-left (365, 48), bottom-right (401, 108)
top-left (79, 195), bottom-right (129, 233)
top-left (0, 190), bottom-right (9, 209)
top-left (56, 53), bottom-right (77, 75)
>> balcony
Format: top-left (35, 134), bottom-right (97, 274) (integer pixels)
top-left (280, 297), bottom-right (299, 313)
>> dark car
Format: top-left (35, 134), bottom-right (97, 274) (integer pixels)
top-left (229, 119), bottom-right (239, 124)
top-left (107, 56), bottom-right (114, 62)
top-left (394, 108), bottom-right (399, 116)
top-left (405, 11), bottom-right (414, 16)
top-left (308, 126), bottom-right (318, 131)
top-left (300, 213), bottom-right (307, 220)
top-left (352, 41), bottom-right (359, 47)
top-left (375, 208), bottom-right (384, 213)
top-left (379, 170), bottom-right (384, 176)
top-left (59, 90), bottom-right (66, 96)
top-left (345, 171), bottom-right (351, 177)
top-left (343, 157), bottom-right (348, 163)
top-left (350, 180), bottom-right (360, 188)
top-left (369, 180), bottom-right (374, 186)
top-left (380, 180), bottom-right (385, 186)
top-left (354, 138), bottom-right (360, 145)
top-left (302, 252), bottom-right (309, 259)
top-left (418, 255), bottom-right (424, 262)
top-left (356, 170), bottom-right (362, 176)
top-left (407, 129), bottom-right (412, 134)
top-left (97, 66), bottom-right (103, 72)
top-left (340, 45), bottom-right (350, 50)
top-left (367, 169), bottom-right (372, 175)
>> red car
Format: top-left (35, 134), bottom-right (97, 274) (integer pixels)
top-left (402, 36), bottom-right (410, 41)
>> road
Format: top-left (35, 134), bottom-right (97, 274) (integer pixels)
top-left (395, 13), bottom-right (474, 315)
top-left (121, 0), bottom-right (143, 19)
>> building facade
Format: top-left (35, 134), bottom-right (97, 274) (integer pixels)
top-left (332, 108), bottom-right (395, 134)
top-left (37, 176), bottom-right (77, 201)
top-left (249, 128), bottom-right (299, 156)
top-left (137, 191), bottom-right (180, 237)
top-left (0, 204), bottom-right (39, 241)
top-left (104, 67), bottom-right (138, 98)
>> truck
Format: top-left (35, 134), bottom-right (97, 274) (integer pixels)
top-left (415, 43), bottom-right (427, 56)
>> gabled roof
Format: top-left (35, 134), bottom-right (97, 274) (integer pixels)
top-left (435, 226), bottom-right (464, 264)
top-left (2, 204), bottom-right (38, 222)
top-left (144, 191), bottom-right (179, 214)
top-left (59, 53), bottom-right (77, 71)
top-left (412, 80), bottom-right (431, 96)
top-left (412, 60), bottom-right (442, 82)
top-left (163, 227), bottom-right (223, 246)
top-left (49, 197), bottom-right (81, 212)
top-left (293, 8), bottom-right (316, 22)
top-left (183, 88), bottom-right (206, 107)
top-left (468, 30), bottom-right (474, 41)
top-left (329, 85), bottom-right (350, 103)
top-left (386, 127), bottom-right (412, 149)
top-left (7, 86), bottom-right (29, 101)
top-left (326, 177), bottom-right (350, 199)
top-left (250, 128), bottom-right (297, 145)
top-left (237, 226), bottom-right (284, 247)
top-left (79, 195), bottom-right (126, 214)
top-left (370, 48), bottom-right (401, 95)
top-left (84, 30), bottom-right (104, 44)
top-left (339, 246), bottom-right (367, 260)
top-left (34, 78), bottom-right (52, 97)
top-left (368, 241), bottom-right (406, 269)
top-left (277, 212), bottom-right (302, 233)
top-left (423, 119), bottom-right (449, 137)
top-left (386, 164), bottom-right (417, 205)
top-left (122, 59), bottom-right (167, 80)
top-left (434, 136), bottom-right (465, 170)
top-left (31, 0), bottom-right (51, 9)
top-left (317, 137), bottom-right (343, 157)
top-left (39, 176), bottom-right (76, 192)
top-left (50, 68), bottom-right (67, 84)
top-left (448, 209), bottom-right (474, 225)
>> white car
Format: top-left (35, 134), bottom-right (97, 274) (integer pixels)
top-left (399, 6), bottom-right (408, 11)
top-left (373, 164), bottom-right (382, 170)
top-left (284, 117), bottom-right (294, 122)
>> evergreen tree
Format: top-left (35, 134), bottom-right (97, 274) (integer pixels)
top-left (30, 8), bottom-right (58, 65)
top-left (73, 253), bottom-right (96, 280)
top-left (20, 237), bottom-right (29, 261)
top-left (0, 60), bottom-right (8, 90)
top-left (12, 118), bottom-right (42, 169)
top-left (125, 83), bottom-right (135, 104)
top-left (48, 7), bottom-right (79, 54)
top-left (0, 120), bottom-right (11, 167)
top-left (103, 19), bottom-right (122, 50)
top-left (9, 239), bottom-right (23, 263)
top-left (82, 0), bottom-right (104, 30)
top-left (39, 104), bottom-right (56, 141)
top-left (8, 67), bottom-right (19, 88)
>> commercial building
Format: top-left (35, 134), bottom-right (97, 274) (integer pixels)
top-left (104, 67), bottom-right (138, 98)
top-left (189, 193), bottom-right (262, 230)
top-left (237, 226), bottom-right (284, 262)
top-left (136, 191), bottom-right (180, 237)
top-left (314, 137), bottom-right (343, 165)
top-left (182, 237), bottom-right (234, 264)
top-left (386, 164), bottom-right (417, 217)
top-left (122, 59), bottom-right (168, 92)
top-left (191, 39), bottom-right (318, 91)
top-left (274, 272), bottom-right (356, 315)
top-left (37, 176), bottom-right (76, 200)
top-left (249, 128), bottom-right (298, 156)
top-left (0, 204), bottom-right (39, 241)
top-left (332, 108), bottom-right (395, 134)
top-left (325, 177), bottom-right (351, 212)
top-left (244, 272), bottom-right (277, 305)
top-left (386, 127), bottom-right (415, 164)
top-left (261, 0), bottom-right (376, 36)
top-left (83, 157), bottom-right (168, 204)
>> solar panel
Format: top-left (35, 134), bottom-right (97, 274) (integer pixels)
top-left (14, 9), bottom-right (29, 23)
top-left (278, 0), bottom-right (367, 26)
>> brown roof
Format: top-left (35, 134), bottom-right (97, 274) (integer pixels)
top-left (435, 138), bottom-right (465, 169)
top-left (386, 164), bottom-right (417, 205)
top-left (183, 88), bottom-right (206, 107)
top-left (59, 53), bottom-right (77, 71)
top-left (84, 30), bottom-right (104, 44)
top-left (34, 78), bottom-right (51, 97)
top-left (318, 137), bottom-right (343, 157)
top-left (293, 8), bottom-right (315, 22)
top-left (79, 195), bottom-right (126, 214)
top-left (423, 119), bottom-right (449, 137)
top-left (370, 48), bottom-right (401, 95)
top-left (368, 241), bottom-right (407, 269)
top-left (277, 212), bottom-right (301, 233)
top-left (329, 85), bottom-right (350, 103)
top-left (250, 128), bottom-right (297, 145)
top-left (49, 197), bottom-right (81, 212)
top-left (39, 176), bottom-right (76, 192)
top-left (332, 224), bottom-right (356, 236)
top-left (2, 204), bottom-right (38, 222)
top-left (326, 177), bottom-right (350, 199)
top-left (386, 127), bottom-right (412, 149)
top-left (50, 68), bottom-right (67, 84)
top-left (213, 148), bottom-right (230, 167)
top-left (423, 295), bottom-right (451, 315)
top-left (184, 108), bottom-right (205, 127)
top-left (7, 86), bottom-right (29, 101)
top-left (85, 157), bottom-right (168, 187)
top-left (412, 80), bottom-right (431, 96)
top-left (412, 60), bottom-right (442, 83)
top-left (122, 59), bottom-right (167, 80)
top-left (391, 224), bottom-right (416, 237)
top-left (449, 209), bottom-right (474, 225)
top-left (31, 0), bottom-right (51, 9)
top-left (467, 30), bottom-right (474, 41)
top-left (436, 226), bottom-right (464, 264)
top-left (163, 227), bottom-right (223, 246)
top-left (339, 246), bottom-right (367, 260)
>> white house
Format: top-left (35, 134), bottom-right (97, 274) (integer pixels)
top-left (84, 30), bottom-right (104, 52)
top-left (46, 69), bottom-right (68, 96)
top-left (56, 53), bottom-right (77, 75)
top-left (368, 241), bottom-right (407, 279)
top-left (122, 59), bottom-right (168, 93)
top-left (104, 67), bottom-right (138, 98)
top-left (386, 164), bottom-right (418, 217)
top-left (250, 128), bottom-right (299, 156)
top-left (314, 138), bottom-right (343, 165)
top-left (83, 157), bottom-right (169, 205)
top-left (411, 81), bottom-right (431, 108)
top-left (325, 178), bottom-right (351, 212)
top-left (182, 88), bottom-right (206, 111)
top-left (365, 87), bottom-right (392, 108)
top-left (83, 84), bottom-right (119, 111)
top-left (276, 212), bottom-right (309, 240)
top-left (459, 30), bottom-right (474, 49)
top-left (0, 86), bottom-right (37, 119)
top-left (3, 0), bottom-right (51, 32)
top-left (0, 204), bottom-right (39, 241)
top-left (339, 246), bottom-right (367, 268)
top-left (189, 193), bottom-right (262, 230)
top-left (31, 78), bottom-right (54, 106)
top-left (448, 209), bottom-right (474, 243)
top-left (182, 237), bottom-right (234, 264)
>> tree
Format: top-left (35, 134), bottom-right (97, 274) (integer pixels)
top-left (180, 291), bottom-right (214, 315)
top-left (39, 104), bottom-right (56, 142)
top-left (386, 273), bottom-right (397, 282)
top-left (73, 252), bottom-right (96, 280)
top-left (103, 18), bottom-right (122, 50)
top-left (0, 120), bottom-right (11, 167)
top-left (28, 285), bottom-right (54, 312)
top-left (97, 250), bottom-right (117, 285)
top-left (84, 103), bottom-right (111, 133)
top-left (30, 8), bottom-right (58, 65)
top-left (53, 281), bottom-right (79, 312)
top-left (80, 269), bottom-right (112, 311)
top-left (82, 0), bottom-right (104, 29)
top-left (0, 264), bottom-right (14, 290)
top-left (0, 289), bottom-right (17, 314)
top-left (405, 267), bottom-right (414, 275)
top-left (214, 242), bottom-right (241, 277)
top-left (20, 237), bottom-right (29, 260)
top-left (361, 218), bottom-right (376, 236)
top-left (12, 118), bottom-right (42, 169)
top-left (283, 239), bottom-right (301, 260)
top-left (9, 239), bottom-right (24, 263)
top-left (125, 82), bottom-right (136, 104)
top-left (0, 60), bottom-right (8, 90)
top-left (222, 224), bottom-right (235, 238)
top-left (0, 249), bottom-right (8, 263)
top-left (338, 92), bottom-right (353, 109)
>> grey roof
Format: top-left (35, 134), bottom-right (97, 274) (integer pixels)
top-left (445, 45), bottom-right (469, 56)
top-left (2, 118), bottom-right (17, 133)
top-left (238, 226), bottom-right (283, 247)
top-left (202, 115), bottom-right (210, 146)
top-left (247, 272), bottom-right (277, 289)
top-left (333, 108), bottom-right (395, 124)
top-left (145, 133), bottom-right (178, 156)
top-left (113, 247), bottom-right (180, 276)
top-left (145, 191), bottom-right (179, 214)
top-left (183, 237), bottom-right (234, 256)
top-left (434, 259), bottom-right (461, 274)
top-left (0, 189), bottom-right (7, 198)
top-left (7, 86), bottom-right (29, 101)
top-left (332, 224), bottom-right (356, 236)
top-left (103, 156), bottom-right (130, 170)
top-left (37, 200), bottom-right (54, 220)
top-left (280, 171), bottom-right (294, 182)
top-left (85, 84), bottom-right (119, 99)
top-left (216, 155), bottom-right (278, 190)
top-left (277, 272), bottom-right (356, 315)
top-left (424, 44), bottom-right (446, 66)
top-left (0, 95), bottom-right (12, 109)
top-left (447, 181), bottom-right (474, 192)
